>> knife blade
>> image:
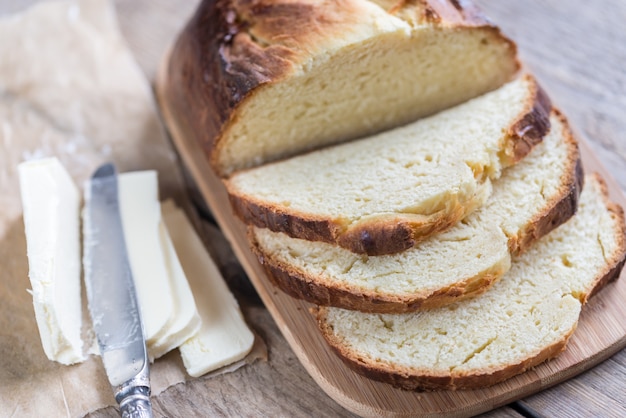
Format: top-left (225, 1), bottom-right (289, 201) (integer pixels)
top-left (83, 163), bottom-right (153, 418)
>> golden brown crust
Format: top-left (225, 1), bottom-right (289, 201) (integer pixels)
top-left (500, 75), bottom-right (552, 165)
top-left (165, 0), bottom-right (298, 176)
top-left (381, 0), bottom-right (492, 27)
top-left (336, 198), bottom-right (483, 254)
top-left (315, 257), bottom-right (626, 392)
top-left (510, 110), bottom-right (583, 254)
top-left (227, 75), bottom-right (551, 256)
top-left (313, 305), bottom-right (574, 391)
top-left (166, 0), bottom-right (405, 176)
top-left (229, 192), bottom-right (347, 244)
top-left (310, 174), bottom-right (626, 391)
top-left (336, 217), bottom-right (419, 255)
top-left (249, 188), bottom-right (576, 312)
top-left (420, 0), bottom-right (490, 25)
top-left (247, 109), bottom-right (581, 312)
top-left (231, 190), bottom-right (481, 256)
top-left (579, 173), bottom-right (626, 303)
top-left (250, 226), bottom-right (508, 313)
top-left (165, 0), bottom-right (520, 177)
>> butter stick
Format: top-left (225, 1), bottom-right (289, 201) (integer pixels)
top-left (148, 208), bottom-right (201, 361)
top-left (18, 157), bottom-right (85, 365)
top-left (117, 171), bottom-right (175, 346)
top-left (161, 202), bottom-right (254, 377)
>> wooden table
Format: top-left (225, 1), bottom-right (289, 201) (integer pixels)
top-left (6, 0), bottom-right (625, 416)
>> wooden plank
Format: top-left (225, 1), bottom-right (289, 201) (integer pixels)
top-left (521, 351), bottom-right (626, 417)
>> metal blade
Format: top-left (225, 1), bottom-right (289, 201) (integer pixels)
top-left (83, 163), bottom-right (148, 387)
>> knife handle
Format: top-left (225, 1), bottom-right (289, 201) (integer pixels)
top-left (116, 385), bottom-right (153, 418)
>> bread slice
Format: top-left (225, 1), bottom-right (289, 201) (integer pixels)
top-left (228, 75), bottom-right (550, 255)
top-left (164, 0), bottom-right (520, 177)
top-left (250, 111), bottom-right (581, 312)
top-left (314, 175), bottom-right (626, 391)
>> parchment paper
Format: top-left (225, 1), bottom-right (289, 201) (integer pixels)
top-left (0, 1), bottom-right (264, 416)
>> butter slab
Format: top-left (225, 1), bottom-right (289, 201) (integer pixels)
top-left (161, 203), bottom-right (254, 377)
top-left (18, 157), bottom-right (85, 365)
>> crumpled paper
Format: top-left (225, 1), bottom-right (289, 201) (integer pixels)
top-left (0, 0), bottom-right (264, 416)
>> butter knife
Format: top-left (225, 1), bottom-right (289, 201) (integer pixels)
top-left (83, 163), bottom-right (153, 418)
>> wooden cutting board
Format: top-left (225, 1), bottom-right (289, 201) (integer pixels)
top-left (155, 54), bottom-right (626, 417)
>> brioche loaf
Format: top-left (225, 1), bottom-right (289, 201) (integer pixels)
top-left (164, 0), bottom-right (520, 177)
top-left (314, 175), bottom-right (626, 391)
top-left (250, 111), bottom-right (581, 312)
top-left (227, 75), bottom-right (550, 255)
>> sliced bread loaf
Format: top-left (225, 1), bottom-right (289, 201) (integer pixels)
top-left (227, 75), bottom-right (551, 255)
top-left (164, 0), bottom-right (520, 176)
top-left (314, 175), bottom-right (626, 391)
top-left (250, 111), bottom-right (581, 312)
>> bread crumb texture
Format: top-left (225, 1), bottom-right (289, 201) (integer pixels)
top-left (317, 175), bottom-right (625, 390)
top-left (170, 0), bottom-right (518, 175)
top-left (251, 112), bottom-right (577, 310)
